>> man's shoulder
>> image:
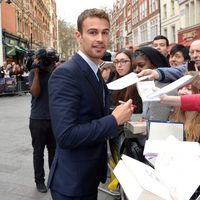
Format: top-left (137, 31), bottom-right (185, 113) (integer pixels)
top-left (55, 55), bottom-right (85, 75)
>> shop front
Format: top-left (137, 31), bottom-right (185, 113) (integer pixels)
top-left (2, 31), bottom-right (28, 65)
top-left (178, 24), bottom-right (200, 47)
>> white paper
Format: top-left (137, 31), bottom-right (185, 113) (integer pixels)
top-left (148, 121), bottom-right (184, 141)
top-left (147, 75), bottom-right (194, 99)
top-left (136, 81), bottom-right (160, 102)
top-left (155, 139), bottom-right (200, 200)
top-left (136, 75), bottom-right (195, 102)
top-left (114, 155), bottom-right (172, 200)
top-left (144, 140), bottom-right (165, 157)
top-left (114, 145), bottom-right (200, 200)
top-left (113, 159), bottom-right (143, 200)
top-left (107, 72), bottom-right (149, 90)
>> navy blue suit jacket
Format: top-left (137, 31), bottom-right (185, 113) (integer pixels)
top-left (48, 53), bottom-right (118, 196)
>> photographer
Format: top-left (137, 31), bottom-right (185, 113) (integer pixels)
top-left (28, 47), bottom-right (58, 193)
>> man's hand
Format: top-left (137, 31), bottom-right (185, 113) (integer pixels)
top-left (192, 73), bottom-right (200, 89)
top-left (137, 69), bottom-right (160, 80)
top-left (32, 58), bottom-right (40, 70)
top-left (112, 99), bottom-right (133, 125)
top-left (34, 67), bottom-right (40, 74)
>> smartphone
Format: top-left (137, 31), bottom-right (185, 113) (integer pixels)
top-left (187, 60), bottom-right (196, 71)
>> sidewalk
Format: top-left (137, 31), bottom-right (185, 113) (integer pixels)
top-left (0, 95), bottom-right (118, 200)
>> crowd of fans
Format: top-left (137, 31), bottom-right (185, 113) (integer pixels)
top-left (0, 61), bottom-right (29, 94)
top-left (0, 61), bottom-right (28, 78)
top-left (100, 35), bottom-right (200, 199)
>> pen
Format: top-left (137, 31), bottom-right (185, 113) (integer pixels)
top-left (118, 100), bottom-right (137, 109)
top-left (118, 100), bottom-right (126, 104)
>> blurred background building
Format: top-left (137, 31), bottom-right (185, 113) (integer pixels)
top-left (0, 0), bottom-right (57, 65)
top-left (0, 0), bottom-right (200, 63)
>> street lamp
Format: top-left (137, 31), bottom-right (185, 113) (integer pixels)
top-left (0, 0), bottom-right (12, 66)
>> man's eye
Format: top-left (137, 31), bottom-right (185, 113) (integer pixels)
top-left (102, 31), bottom-right (109, 36)
top-left (89, 31), bottom-right (97, 35)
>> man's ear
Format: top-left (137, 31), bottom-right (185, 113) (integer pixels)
top-left (75, 31), bottom-right (81, 43)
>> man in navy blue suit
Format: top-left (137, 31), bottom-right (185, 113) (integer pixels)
top-left (48, 8), bottom-right (133, 200)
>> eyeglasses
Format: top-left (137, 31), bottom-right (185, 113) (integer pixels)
top-left (113, 60), bottom-right (130, 65)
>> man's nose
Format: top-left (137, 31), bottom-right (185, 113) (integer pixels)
top-left (192, 51), bottom-right (199, 58)
top-left (96, 33), bottom-right (104, 41)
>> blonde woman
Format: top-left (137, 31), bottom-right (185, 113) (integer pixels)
top-left (168, 71), bottom-right (200, 142)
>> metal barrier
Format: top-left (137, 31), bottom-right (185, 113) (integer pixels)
top-left (0, 76), bottom-right (30, 96)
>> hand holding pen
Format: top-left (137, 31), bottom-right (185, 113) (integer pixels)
top-left (118, 100), bottom-right (137, 110)
top-left (112, 99), bottom-right (134, 125)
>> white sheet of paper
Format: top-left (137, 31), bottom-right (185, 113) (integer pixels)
top-left (136, 81), bottom-right (160, 102)
top-left (107, 72), bottom-right (148, 90)
top-left (113, 159), bottom-right (143, 200)
top-left (155, 139), bottom-right (200, 200)
top-left (114, 155), bottom-right (172, 200)
top-left (148, 121), bottom-right (184, 141)
top-left (115, 142), bottom-right (200, 200)
top-left (147, 75), bottom-right (194, 99)
top-left (143, 140), bottom-right (165, 157)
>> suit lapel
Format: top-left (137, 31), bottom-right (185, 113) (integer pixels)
top-left (73, 54), bottom-right (104, 109)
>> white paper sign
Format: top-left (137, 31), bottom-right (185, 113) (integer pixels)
top-left (107, 72), bottom-right (148, 90)
top-left (146, 75), bottom-right (194, 99)
top-left (136, 81), bottom-right (160, 102)
top-left (114, 149), bottom-right (200, 200)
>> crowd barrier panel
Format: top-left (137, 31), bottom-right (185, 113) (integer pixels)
top-left (0, 76), bottom-right (30, 96)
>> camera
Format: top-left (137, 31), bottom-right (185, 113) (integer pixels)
top-left (24, 47), bottom-right (59, 71)
top-left (23, 49), bottom-right (36, 71)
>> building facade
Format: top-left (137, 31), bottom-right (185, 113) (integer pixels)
top-left (160, 0), bottom-right (180, 44)
top-left (111, 0), bottom-right (160, 51)
top-left (178, 0), bottom-right (200, 46)
top-left (110, 0), bottom-right (200, 51)
top-left (1, 0), bottom-right (57, 64)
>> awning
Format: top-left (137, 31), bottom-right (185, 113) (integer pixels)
top-left (180, 40), bottom-right (193, 47)
top-left (6, 46), bottom-right (16, 56)
top-left (19, 41), bottom-right (28, 51)
top-left (5, 43), bottom-right (27, 56)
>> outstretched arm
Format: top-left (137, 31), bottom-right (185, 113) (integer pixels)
top-left (160, 95), bottom-right (181, 107)
top-left (137, 64), bottom-right (186, 82)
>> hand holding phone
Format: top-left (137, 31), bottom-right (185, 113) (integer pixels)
top-left (187, 60), bottom-right (196, 71)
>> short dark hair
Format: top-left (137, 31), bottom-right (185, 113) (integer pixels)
top-left (170, 44), bottom-right (190, 61)
top-left (101, 51), bottom-right (112, 61)
top-left (77, 8), bottom-right (110, 33)
top-left (153, 35), bottom-right (169, 46)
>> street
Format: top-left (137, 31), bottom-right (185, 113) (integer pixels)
top-left (0, 95), bottom-right (117, 200)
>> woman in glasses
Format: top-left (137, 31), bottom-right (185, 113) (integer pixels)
top-left (107, 49), bottom-right (143, 191)
top-left (111, 49), bottom-right (143, 113)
